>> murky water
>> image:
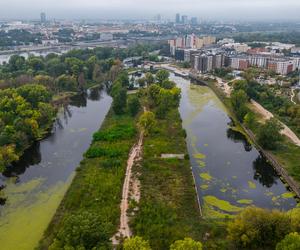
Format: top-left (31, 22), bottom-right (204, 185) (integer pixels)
top-left (173, 74), bottom-right (297, 218)
top-left (0, 88), bottom-right (112, 250)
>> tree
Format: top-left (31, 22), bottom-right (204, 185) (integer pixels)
top-left (128, 96), bottom-right (141, 116)
top-left (16, 84), bottom-right (52, 108)
top-left (148, 84), bottom-right (161, 105)
top-left (0, 145), bottom-right (19, 172)
top-left (138, 78), bottom-right (146, 88)
top-left (27, 56), bottom-right (45, 72)
top-left (112, 88), bottom-right (127, 115)
top-left (123, 236), bottom-right (152, 250)
top-left (227, 207), bottom-right (290, 249)
top-left (257, 118), bottom-right (283, 150)
top-left (55, 74), bottom-right (77, 92)
top-left (276, 232), bottom-right (300, 250)
top-left (243, 112), bottom-right (256, 129)
top-left (156, 70), bottom-right (170, 84)
top-left (138, 111), bottom-right (156, 136)
top-left (49, 211), bottom-right (112, 250)
top-left (170, 238), bottom-right (203, 250)
top-left (161, 79), bottom-right (176, 89)
top-left (145, 72), bottom-right (154, 85)
top-left (230, 89), bottom-right (249, 121)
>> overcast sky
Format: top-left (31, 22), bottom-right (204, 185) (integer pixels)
top-left (1, 0), bottom-right (300, 21)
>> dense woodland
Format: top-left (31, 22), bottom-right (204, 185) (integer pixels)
top-left (0, 44), bottom-right (162, 171)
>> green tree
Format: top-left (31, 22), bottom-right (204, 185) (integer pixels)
top-left (138, 111), bottom-right (156, 136)
top-left (16, 84), bottom-right (52, 108)
top-left (27, 57), bottom-right (45, 72)
top-left (55, 75), bottom-right (77, 92)
top-left (170, 238), bottom-right (203, 250)
top-left (257, 118), bottom-right (283, 150)
top-left (243, 112), bottom-right (256, 129)
top-left (156, 70), bottom-right (170, 84)
top-left (227, 207), bottom-right (290, 249)
top-left (128, 96), bottom-right (141, 116)
top-left (276, 232), bottom-right (300, 250)
top-left (161, 79), bottom-right (176, 89)
top-left (123, 236), bottom-right (152, 250)
top-left (138, 78), bottom-right (146, 88)
top-left (0, 145), bottom-right (19, 172)
top-left (230, 89), bottom-right (249, 121)
top-left (49, 211), bottom-right (112, 250)
top-left (112, 88), bottom-right (127, 115)
top-left (145, 72), bottom-right (154, 85)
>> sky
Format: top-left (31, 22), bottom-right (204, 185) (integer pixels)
top-left (1, 0), bottom-right (300, 21)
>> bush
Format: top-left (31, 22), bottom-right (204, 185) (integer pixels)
top-left (123, 236), bottom-right (152, 250)
top-left (93, 124), bottom-right (136, 142)
top-left (170, 237), bottom-right (203, 250)
top-left (85, 146), bottom-right (124, 158)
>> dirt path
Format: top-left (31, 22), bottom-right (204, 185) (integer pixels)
top-left (251, 100), bottom-right (300, 147)
top-left (111, 127), bottom-right (143, 245)
top-left (215, 76), bottom-right (232, 96)
top-left (291, 89), bottom-right (297, 105)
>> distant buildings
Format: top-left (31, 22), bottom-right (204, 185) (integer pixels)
top-left (175, 13), bottom-right (181, 24)
top-left (181, 15), bottom-right (188, 25)
top-left (168, 35), bottom-right (216, 51)
top-left (169, 35), bottom-right (300, 75)
top-left (190, 17), bottom-right (198, 25)
top-left (40, 12), bottom-right (46, 23)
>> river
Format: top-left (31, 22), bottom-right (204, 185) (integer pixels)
top-left (0, 88), bottom-right (112, 250)
top-left (172, 74), bottom-right (297, 218)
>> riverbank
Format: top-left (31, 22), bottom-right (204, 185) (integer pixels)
top-left (38, 105), bottom-right (139, 249)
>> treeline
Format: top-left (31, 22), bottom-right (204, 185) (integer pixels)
top-left (0, 29), bottom-right (42, 48)
top-left (233, 31), bottom-right (300, 46)
top-left (0, 84), bottom-right (55, 171)
top-left (0, 44), bottom-right (162, 91)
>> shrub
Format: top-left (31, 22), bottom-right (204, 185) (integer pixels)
top-left (93, 124), bottom-right (136, 142)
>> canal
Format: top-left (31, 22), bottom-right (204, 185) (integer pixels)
top-left (172, 74), bottom-right (297, 218)
top-left (0, 88), bottom-right (112, 250)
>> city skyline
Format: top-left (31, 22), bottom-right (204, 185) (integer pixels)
top-left (1, 0), bottom-right (300, 21)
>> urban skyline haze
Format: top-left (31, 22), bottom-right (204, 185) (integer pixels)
top-left (1, 0), bottom-right (300, 21)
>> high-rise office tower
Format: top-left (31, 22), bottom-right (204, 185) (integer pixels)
top-left (40, 12), bottom-right (46, 23)
top-left (175, 13), bottom-right (180, 24)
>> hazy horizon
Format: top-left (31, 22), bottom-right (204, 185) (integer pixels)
top-left (1, 0), bottom-right (300, 21)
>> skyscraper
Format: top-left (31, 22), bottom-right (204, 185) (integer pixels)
top-left (175, 13), bottom-right (180, 24)
top-left (181, 15), bottom-right (188, 24)
top-left (191, 17), bottom-right (198, 25)
top-left (40, 12), bottom-right (46, 23)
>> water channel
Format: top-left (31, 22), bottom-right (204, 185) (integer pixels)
top-left (173, 74), bottom-right (297, 218)
top-left (0, 88), bottom-right (112, 250)
top-left (0, 73), bottom-right (297, 249)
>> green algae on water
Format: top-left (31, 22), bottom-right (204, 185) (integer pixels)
top-left (200, 172), bottom-right (212, 181)
top-left (248, 181), bottom-right (256, 189)
top-left (237, 199), bottom-right (253, 205)
top-left (203, 195), bottom-right (243, 213)
top-left (0, 176), bottom-right (74, 250)
top-left (197, 160), bottom-right (206, 167)
top-left (281, 192), bottom-right (295, 199)
top-left (194, 153), bottom-right (206, 159)
top-left (201, 184), bottom-right (209, 190)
